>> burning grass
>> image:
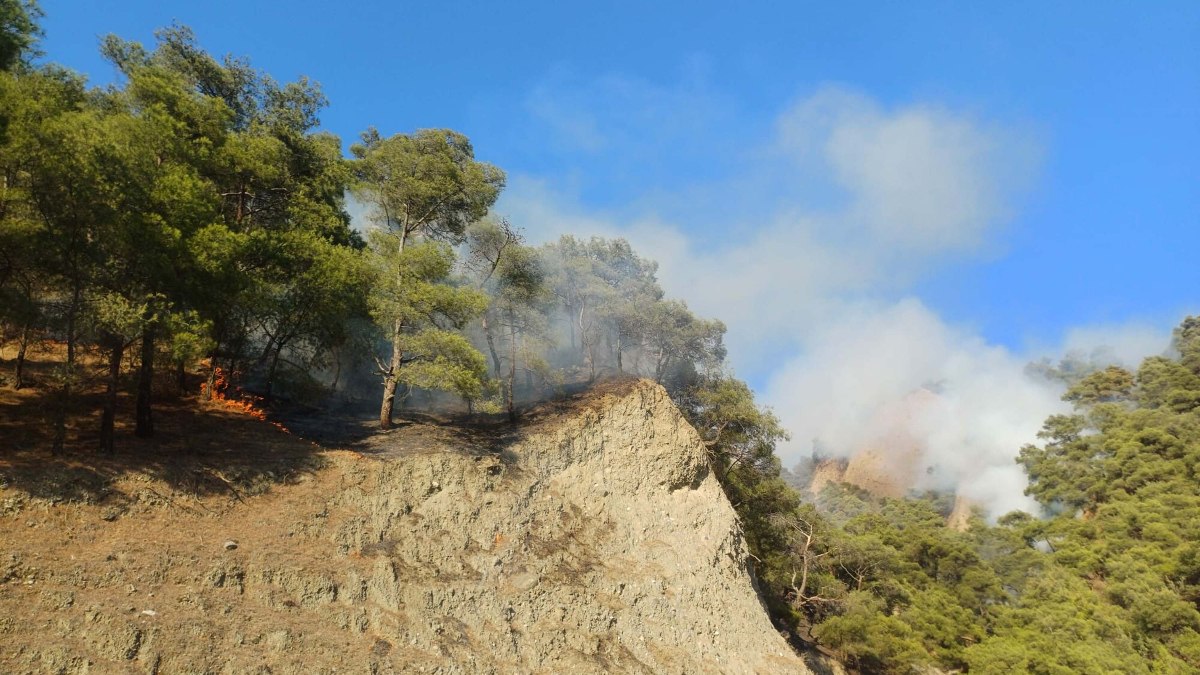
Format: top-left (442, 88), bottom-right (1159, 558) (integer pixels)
top-left (201, 366), bottom-right (289, 433)
top-left (0, 344), bottom-right (319, 505)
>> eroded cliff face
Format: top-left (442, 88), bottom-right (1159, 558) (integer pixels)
top-left (0, 380), bottom-right (807, 674)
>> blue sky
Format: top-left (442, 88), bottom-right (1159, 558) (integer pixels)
top-left (38, 2), bottom-right (1200, 486)
top-left (41, 1), bottom-right (1198, 349)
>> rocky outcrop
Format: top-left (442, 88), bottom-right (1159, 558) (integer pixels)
top-left (798, 388), bottom-right (982, 529)
top-left (945, 494), bottom-right (977, 532)
top-left (0, 380), bottom-right (807, 674)
top-left (803, 446), bottom-right (920, 502)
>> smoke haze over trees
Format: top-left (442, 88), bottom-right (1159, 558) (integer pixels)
top-left (2, 6), bottom-right (1199, 673)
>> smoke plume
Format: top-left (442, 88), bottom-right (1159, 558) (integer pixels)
top-left (499, 81), bottom-right (1171, 516)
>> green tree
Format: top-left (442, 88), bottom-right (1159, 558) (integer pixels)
top-left (1063, 365), bottom-right (1135, 406)
top-left (490, 243), bottom-right (551, 420)
top-left (682, 374), bottom-right (788, 478)
top-left (4, 66), bottom-right (107, 451)
top-left (103, 26), bottom-right (361, 415)
top-left (541, 236), bottom-right (662, 378)
top-left (1009, 318), bottom-right (1200, 671)
top-left (351, 127), bottom-right (503, 428)
top-left (464, 217), bottom-right (525, 378)
top-left (964, 569), bottom-right (1152, 675)
top-left (365, 237), bottom-right (489, 413)
top-left (250, 229), bottom-right (371, 400)
top-left (0, 66), bottom-right (48, 388)
top-left (1138, 355), bottom-right (1200, 412)
top-left (636, 299), bottom-right (726, 385)
top-left (1174, 315), bottom-right (1200, 375)
top-left (813, 591), bottom-right (928, 674)
top-left (0, 0), bottom-right (40, 71)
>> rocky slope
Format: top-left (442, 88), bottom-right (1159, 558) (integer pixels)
top-left (0, 379), bottom-right (807, 674)
top-left (792, 388), bottom-right (979, 529)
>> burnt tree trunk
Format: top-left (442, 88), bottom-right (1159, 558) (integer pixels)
top-left (203, 353), bottom-right (218, 401)
top-left (12, 324), bottom-right (30, 390)
top-left (264, 340), bottom-right (287, 402)
top-left (329, 347), bottom-right (342, 391)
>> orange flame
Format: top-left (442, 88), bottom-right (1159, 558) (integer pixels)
top-left (201, 367), bottom-right (289, 433)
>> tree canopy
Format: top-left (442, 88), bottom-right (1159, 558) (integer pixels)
top-left (759, 316), bottom-right (1200, 673)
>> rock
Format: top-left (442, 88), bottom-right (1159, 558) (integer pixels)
top-left (318, 380), bottom-right (809, 673)
top-left (0, 379), bottom-right (810, 674)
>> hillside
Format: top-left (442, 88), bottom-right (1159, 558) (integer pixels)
top-left (0, 379), bottom-right (808, 674)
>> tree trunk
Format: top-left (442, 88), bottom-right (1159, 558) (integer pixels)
top-left (379, 320), bottom-right (402, 429)
top-left (577, 303), bottom-right (587, 356)
top-left (52, 283), bottom-right (81, 455)
top-left (135, 322), bottom-right (155, 438)
top-left (265, 342), bottom-right (285, 401)
top-left (586, 340), bottom-right (596, 382)
top-left (99, 338), bottom-right (123, 454)
top-left (203, 351), bottom-right (218, 402)
top-left (522, 333), bottom-right (533, 391)
top-left (255, 332), bottom-right (276, 368)
top-left (329, 347), bottom-right (342, 391)
top-left (12, 324), bottom-right (30, 390)
top-left (379, 231), bottom-right (408, 430)
top-left (507, 310), bottom-right (518, 422)
top-left (176, 359), bottom-right (186, 396)
top-left (567, 306), bottom-right (576, 352)
top-left (482, 313), bottom-right (503, 378)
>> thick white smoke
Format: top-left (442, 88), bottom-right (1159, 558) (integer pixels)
top-left (763, 300), bottom-right (1069, 515)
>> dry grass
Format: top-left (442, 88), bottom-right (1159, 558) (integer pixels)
top-left (0, 343), bottom-right (326, 507)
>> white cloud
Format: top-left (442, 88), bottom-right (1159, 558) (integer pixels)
top-left (776, 86), bottom-right (1038, 255)
top-left (525, 71), bottom-right (728, 156)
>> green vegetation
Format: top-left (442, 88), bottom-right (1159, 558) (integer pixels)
top-left (349, 127), bottom-right (503, 427)
top-left (733, 319), bottom-right (1199, 673)
top-left (0, 14), bottom-right (735, 445)
top-left (2, 10), bottom-right (1197, 673)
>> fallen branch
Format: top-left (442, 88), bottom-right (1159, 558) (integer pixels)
top-left (198, 466), bottom-right (247, 505)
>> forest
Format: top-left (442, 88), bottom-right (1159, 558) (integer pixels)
top-left (1, 3), bottom-right (1198, 673)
